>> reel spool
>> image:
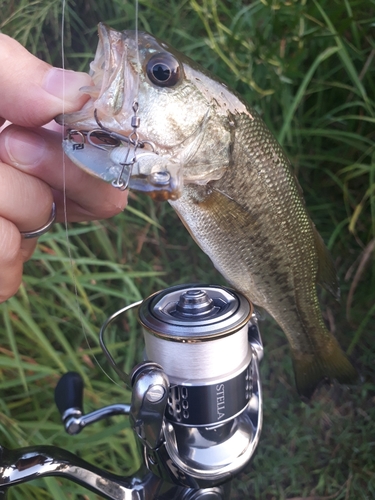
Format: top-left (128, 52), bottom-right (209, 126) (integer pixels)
top-left (139, 285), bottom-right (254, 427)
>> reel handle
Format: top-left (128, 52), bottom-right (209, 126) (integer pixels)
top-left (54, 371), bottom-right (130, 435)
top-left (55, 371), bottom-right (84, 417)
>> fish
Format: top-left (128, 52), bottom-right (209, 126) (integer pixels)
top-left (56, 23), bottom-right (358, 398)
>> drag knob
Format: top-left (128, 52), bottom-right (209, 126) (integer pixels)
top-left (175, 289), bottom-right (214, 316)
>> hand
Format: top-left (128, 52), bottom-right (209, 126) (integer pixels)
top-left (0, 34), bottom-right (128, 302)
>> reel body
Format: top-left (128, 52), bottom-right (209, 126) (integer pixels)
top-left (137, 284), bottom-right (263, 488)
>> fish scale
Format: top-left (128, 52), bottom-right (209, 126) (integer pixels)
top-left (57, 23), bottom-right (358, 398)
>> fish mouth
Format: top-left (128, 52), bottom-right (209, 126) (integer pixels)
top-left (56, 23), bottom-right (139, 133)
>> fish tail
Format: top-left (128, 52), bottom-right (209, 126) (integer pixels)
top-left (292, 339), bottom-right (358, 399)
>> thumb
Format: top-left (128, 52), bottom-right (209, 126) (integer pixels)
top-left (0, 34), bottom-right (92, 127)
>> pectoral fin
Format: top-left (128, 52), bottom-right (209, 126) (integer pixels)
top-left (312, 225), bottom-right (340, 300)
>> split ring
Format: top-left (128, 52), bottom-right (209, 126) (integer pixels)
top-left (20, 202), bottom-right (56, 239)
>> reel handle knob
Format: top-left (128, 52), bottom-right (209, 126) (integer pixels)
top-left (55, 371), bottom-right (84, 417)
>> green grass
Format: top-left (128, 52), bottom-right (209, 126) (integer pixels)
top-left (1, 0), bottom-right (375, 498)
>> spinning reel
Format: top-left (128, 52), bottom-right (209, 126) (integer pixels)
top-left (0, 284), bottom-right (263, 499)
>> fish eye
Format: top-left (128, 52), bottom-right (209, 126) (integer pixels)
top-left (146, 53), bottom-right (181, 87)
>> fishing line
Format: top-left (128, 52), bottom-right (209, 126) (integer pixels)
top-left (60, 0), bottom-right (87, 362)
top-left (134, 0), bottom-right (140, 101)
top-left (59, 0), bottom-right (119, 387)
top-left (59, 0), bottom-right (143, 388)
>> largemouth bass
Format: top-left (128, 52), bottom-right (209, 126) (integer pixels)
top-left (56, 23), bottom-right (357, 398)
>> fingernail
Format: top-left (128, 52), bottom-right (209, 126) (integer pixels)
top-left (42, 67), bottom-right (92, 102)
top-left (5, 129), bottom-right (46, 168)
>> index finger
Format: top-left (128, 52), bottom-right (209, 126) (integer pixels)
top-left (0, 34), bottom-right (92, 127)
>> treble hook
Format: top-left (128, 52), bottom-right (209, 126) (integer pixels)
top-left (110, 101), bottom-right (143, 190)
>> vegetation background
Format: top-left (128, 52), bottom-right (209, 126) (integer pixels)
top-left (1, 0), bottom-right (374, 498)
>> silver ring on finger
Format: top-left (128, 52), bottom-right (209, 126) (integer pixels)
top-left (20, 202), bottom-right (56, 239)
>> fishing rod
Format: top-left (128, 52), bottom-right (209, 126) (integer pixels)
top-left (0, 283), bottom-right (263, 499)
